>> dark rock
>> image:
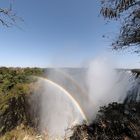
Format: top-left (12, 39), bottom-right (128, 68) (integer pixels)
top-left (70, 102), bottom-right (140, 140)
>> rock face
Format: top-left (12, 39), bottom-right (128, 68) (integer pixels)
top-left (124, 76), bottom-right (140, 103)
top-left (70, 102), bottom-right (140, 140)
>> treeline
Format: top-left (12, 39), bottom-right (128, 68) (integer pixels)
top-left (0, 67), bottom-right (44, 93)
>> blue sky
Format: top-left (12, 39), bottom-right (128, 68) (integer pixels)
top-left (0, 0), bottom-right (139, 68)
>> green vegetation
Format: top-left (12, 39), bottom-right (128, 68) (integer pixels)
top-left (0, 67), bottom-right (44, 137)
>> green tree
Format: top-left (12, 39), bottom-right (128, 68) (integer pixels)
top-left (100, 0), bottom-right (140, 52)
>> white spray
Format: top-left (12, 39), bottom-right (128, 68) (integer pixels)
top-left (86, 56), bottom-right (133, 121)
top-left (31, 56), bottom-right (135, 138)
top-left (34, 77), bottom-right (85, 138)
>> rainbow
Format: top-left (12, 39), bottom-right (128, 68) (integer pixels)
top-left (34, 76), bottom-right (88, 123)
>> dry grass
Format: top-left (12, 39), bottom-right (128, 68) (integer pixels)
top-left (0, 124), bottom-right (43, 140)
top-left (0, 124), bottom-right (67, 140)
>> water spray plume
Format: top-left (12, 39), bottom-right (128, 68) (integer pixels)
top-left (45, 69), bottom-right (92, 121)
top-left (86, 57), bottom-right (133, 120)
top-left (53, 69), bottom-right (87, 95)
top-left (34, 76), bottom-right (88, 123)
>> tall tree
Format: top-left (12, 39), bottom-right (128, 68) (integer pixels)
top-left (100, 0), bottom-right (140, 52)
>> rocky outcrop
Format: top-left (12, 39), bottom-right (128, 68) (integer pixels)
top-left (70, 102), bottom-right (140, 140)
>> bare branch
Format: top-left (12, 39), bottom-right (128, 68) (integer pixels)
top-left (0, 4), bottom-right (23, 27)
top-left (100, 0), bottom-right (140, 52)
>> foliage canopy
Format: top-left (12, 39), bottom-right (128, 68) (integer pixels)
top-left (100, 0), bottom-right (140, 52)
